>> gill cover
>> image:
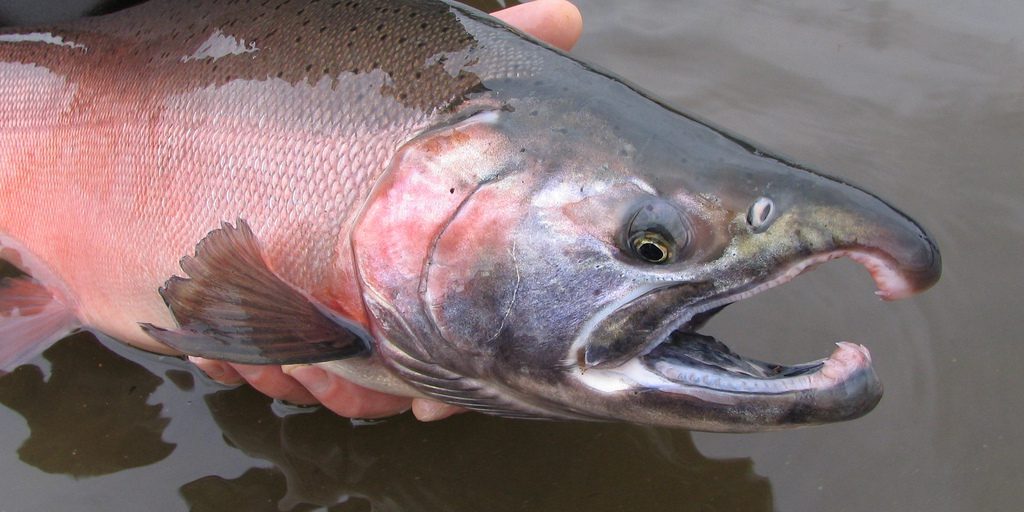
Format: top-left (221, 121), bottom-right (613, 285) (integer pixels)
top-left (353, 109), bottom-right (561, 417)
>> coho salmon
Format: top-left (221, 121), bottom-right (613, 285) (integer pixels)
top-left (0, 0), bottom-right (940, 431)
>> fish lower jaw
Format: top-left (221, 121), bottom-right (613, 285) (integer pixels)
top-left (575, 337), bottom-right (872, 394)
top-left (646, 341), bottom-right (873, 394)
top-left (573, 339), bottom-right (881, 430)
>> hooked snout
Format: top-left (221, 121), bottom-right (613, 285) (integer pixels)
top-left (733, 171), bottom-right (941, 301)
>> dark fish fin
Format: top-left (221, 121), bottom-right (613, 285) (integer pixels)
top-left (140, 220), bottom-right (369, 365)
top-left (0, 275), bottom-right (79, 371)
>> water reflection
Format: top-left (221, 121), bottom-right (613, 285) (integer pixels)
top-left (0, 333), bottom-right (175, 477)
top-left (182, 386), bottom-right (772, 511)
top-left (0, 331), bottom-right (174, 475)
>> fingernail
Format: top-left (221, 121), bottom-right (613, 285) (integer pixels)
top-left (289, 365), bottom-right (329, 393)
top-left (206, 364), bottom-right (225, 380)
top-left (413, 400), bottom-right (463, 422)
top-left (233, 364), bottom-right (262, 379)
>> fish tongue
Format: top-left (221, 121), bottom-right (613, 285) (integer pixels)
top-left (660, 331), bottom-right (824, 379)
top-left (664, 331), bottom-right (768, 377)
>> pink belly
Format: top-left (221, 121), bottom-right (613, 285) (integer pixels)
top-left (0, 44), bottom-right (428, 352)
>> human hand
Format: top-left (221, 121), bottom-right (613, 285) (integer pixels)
top-left (190, 0), bottom-right (584, 422)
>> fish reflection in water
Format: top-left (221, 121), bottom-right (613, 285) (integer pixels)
top-left (190, 379), bottom-right (773, 511)
top-left (0, 333), bottom-right (174, 477)
top-left (0, 333), bottom-right (771, 511)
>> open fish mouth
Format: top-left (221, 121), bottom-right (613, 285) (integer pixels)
top-left (642, 249), bottom-right (906, 392)
top-left (575, 248), bottom-right (932, 430)
top-left (643, 332), bottom-right (871, 395)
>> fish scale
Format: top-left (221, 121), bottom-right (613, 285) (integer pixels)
top-left (0, 0), bottom-right (540, 352)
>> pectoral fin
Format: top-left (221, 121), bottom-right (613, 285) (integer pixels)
top-left (141, 220), bottom-right (369, 365)
top-left (0, 274), bottom-right (79, 371)
top-left (0, 241), bottom-right (79, 371)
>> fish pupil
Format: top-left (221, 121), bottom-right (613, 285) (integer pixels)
top-left (637, 240), bottom-right (666, 262)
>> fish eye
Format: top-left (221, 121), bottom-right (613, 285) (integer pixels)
top-left (631, 231), bottom-right (672, 263)
top-left (625, 200), bottom-right (691, 265)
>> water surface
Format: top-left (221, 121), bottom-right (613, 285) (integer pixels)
top-left (1, 0), bottom-right (1021, 510)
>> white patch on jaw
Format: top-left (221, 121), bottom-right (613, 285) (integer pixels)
top-left (575, 358), bottom-right (675, 393)
top-left (576, 359), bottom-right (743, 406)
top-left (0, 32), bottom-right (87, 50)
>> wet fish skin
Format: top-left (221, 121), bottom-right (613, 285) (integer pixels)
top-left (0, 0), bottom-right (940, 430)
top-left (0, 0), bottom-right (515, 354)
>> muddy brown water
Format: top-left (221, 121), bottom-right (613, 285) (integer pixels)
top-left (1, 0), bottom-right (1021, 510)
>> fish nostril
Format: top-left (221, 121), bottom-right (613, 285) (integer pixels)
top-left (746, 197), bottom-right (775, 232)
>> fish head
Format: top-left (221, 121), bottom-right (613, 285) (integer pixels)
top-left (354, 78), bottom-right (940, 430)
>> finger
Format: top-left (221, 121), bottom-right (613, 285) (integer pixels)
top-left (231, 364), bottom-right (319, 406)
top-left (189, 356), bottom-right (245, 385)
top-left (493, 0), bottom-right (583, 52)
top-left (283, 365), bottom-right (414, 419)
top-left (411, 399), bottom-right (467, 422)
